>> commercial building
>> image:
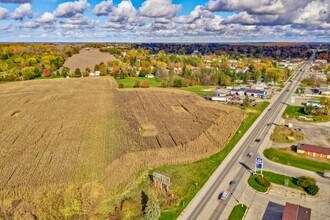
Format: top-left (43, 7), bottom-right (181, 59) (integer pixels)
top-left (282, 202), bottom-right (311, 220)
top-left (297, 144), bottom-right (330, 159)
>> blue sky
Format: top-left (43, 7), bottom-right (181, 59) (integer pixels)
top-left (0, 0), bottom-right (329, 42)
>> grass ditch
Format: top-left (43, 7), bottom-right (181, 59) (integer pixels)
top-left (228, 204), bottom-right (247, 220)
top-left (264, 148), bottom-right (330, 173)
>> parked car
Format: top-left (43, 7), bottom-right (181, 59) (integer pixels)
top-left (220, 191), bottom-right (229, 200)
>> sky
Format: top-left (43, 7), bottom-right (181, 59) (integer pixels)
top-left (0, 0), bottom-right (329, 42)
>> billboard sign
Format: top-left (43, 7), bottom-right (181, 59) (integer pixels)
top-left (255, 158), bottom-right (263, 169)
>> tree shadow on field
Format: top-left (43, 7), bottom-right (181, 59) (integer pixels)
top-left (141, 191), bottom-right (149, 214)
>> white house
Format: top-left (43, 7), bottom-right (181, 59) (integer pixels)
top-left (89, 71), bottom-right (100, 77)
top-left (145, 74), bottom-right (155, 78)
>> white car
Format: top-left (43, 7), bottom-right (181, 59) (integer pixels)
top-left (220, 191), bottom-right (229, 200)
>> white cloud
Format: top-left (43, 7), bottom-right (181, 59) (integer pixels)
top-left (19, 21), bottom-right (40, 28)
top-left (206, 0), bottom-right (284, 14)
top-left (294, 1), bottom-right (329, 25)
top-left (104, 0), bottom-right (144, 30)
top-left (93, 0), bottom-right (113, 16)
top-left (54, 0), bottom-right (90, 18)
top-left (59, 13), bottom-right (98, 29)
top-left (224, 12), bottom-right (278, 25)
top-left (36, 12), bottom-right (55, 23)
top-left (139, 0), bottom-right (181, 19)
top-left (11, 3), bottom-right (32, 20)
top-left (0, 7), bottom-right (8, 20)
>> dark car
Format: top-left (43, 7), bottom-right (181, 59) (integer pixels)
top-left (286, 89), bottom-right (290, 92)
top-left (255, 138), bottom-right (261, 142)
top-left (230, 180), bottom-right (237, 186)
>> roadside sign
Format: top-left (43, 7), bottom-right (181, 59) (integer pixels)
top-left (255, 158), bottom-right (263, 169)
top-left (255, 157), bottom-right (264, 176)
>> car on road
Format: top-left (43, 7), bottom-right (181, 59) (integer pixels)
top-left (255, 138), bottom-right (261, 142)
top-left (247, 152), bottom-right (253, 157)
top-left (230, 180), bottom-right (236, 186)
top-left (219, 191), bottom-right (229, 200)
top-left (286, 89), bottom-right (290, 92)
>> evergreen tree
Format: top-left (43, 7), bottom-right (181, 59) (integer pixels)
top-left (144, 199), bottom-right (160, 220)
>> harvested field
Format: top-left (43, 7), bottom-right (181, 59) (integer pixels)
top-left (62, 48), bottom-right (116, 72)
top-left (0, 77), bottom-right (246, 218)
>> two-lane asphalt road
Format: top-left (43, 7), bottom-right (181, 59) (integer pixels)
top-left (179, 51), bottom-right (316, 220)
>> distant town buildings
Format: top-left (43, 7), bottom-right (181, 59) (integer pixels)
top-left (230, 88), bottom-right (266, 98)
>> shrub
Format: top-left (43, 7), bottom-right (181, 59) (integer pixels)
top-left (74, 68), bottom-right (81, 77)
top-left (256, 176), bottom-right (270, 187)
top-left (161, 81), bottom-right (168, 88)
top-left (133, 80), bottom-right (140, 88)
top-left (144, 199), bottom-right (160, 220)
top-left (305, 184), bottom-right (319, 196)
top-left (297, 176), bottom-right (316, 188)
top-left (173, 78), bottom-right (183, 87)
top-left (118, 83), bottom-right (125, 89)
top-left (141, 80), bottom-right (150, 88)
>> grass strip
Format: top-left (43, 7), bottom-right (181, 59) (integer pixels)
top-left (264, 148), bottom-right (330, 173)
top-left (228, 204), bottom-right (247, 220)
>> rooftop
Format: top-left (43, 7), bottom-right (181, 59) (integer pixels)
top-left (282, 202), bottom-right (311, 220)
top-left (297, 144), bottom-right (330, 155)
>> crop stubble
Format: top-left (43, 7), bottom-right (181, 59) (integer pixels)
top-left (0, 77), bottom-right (245, 217)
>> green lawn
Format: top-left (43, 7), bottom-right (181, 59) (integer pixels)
top-left (262, 171), bottom-right (299, 189)
top-left (158, 102), bottom-right (269, 219)
top-left (248, 175), bottom-right (268, 192)
top-left (179, 85), bottom-right (215, 95)
top-left (282, 105), bottom-right (330, 122)
top-left (116, 77), bottom-right (216, 95)
top-left (228, 204), bottom-right (247, 220)
top-left (248, 171), bottom-right (301, 193)
top-left (116, 77), bottom-right (162, 88)
top-left (249, 101), bottom-right (270, 112)
top-left (264, 148), bottom-right (330, 173)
